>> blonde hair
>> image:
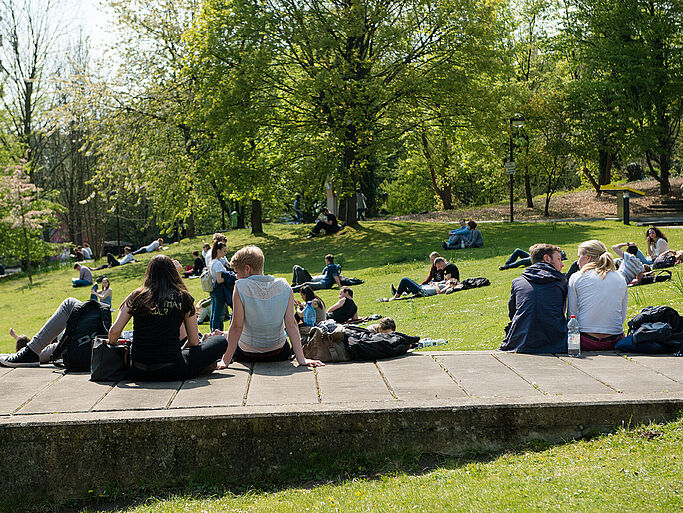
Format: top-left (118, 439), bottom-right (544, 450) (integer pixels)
top-left (429, 251), bottom-right (441, 261)
top-left (578, 240), bottom-right (615, 279)
top-left (230, 245), bottom-right (264, 274)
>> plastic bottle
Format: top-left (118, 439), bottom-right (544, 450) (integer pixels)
top-left (567, 315), bottom-right (581, 357)
top-left (303, 301), bottom-right (316, 327)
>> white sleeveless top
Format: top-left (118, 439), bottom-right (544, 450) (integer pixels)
top-left (235, 275), bottom-right (291, 350)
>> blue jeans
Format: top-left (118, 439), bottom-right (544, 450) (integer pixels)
top-left (72, 278), bottom-right (92, 287)
top-left (502, 249), bottom-right (531, 269)
top-left (396, 277), bottom-right (424, 296)
top-left (210, 288), bottom-right (227, 331)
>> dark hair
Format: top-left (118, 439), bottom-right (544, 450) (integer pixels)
top-left (124, 246), bottom-right (132, 253)
top-left (467, 220), bottom-right (477, 229)
top-left (529, 243), bottom-right (561, 264)
top-left (325, 254), bottom-right (334, 263)
top-left (15, 335), bottom-right (30, 351)
top-left (300, 285), bottom-right (326, 309)
top-left (321, 207), bottom-right (329, 214)
top-left (379, 317), bottom-right (396, 332)
top-left (646, 226), bottom-right (667, 242)
top-left (211, 241), bottom-right (226, 260)
top-left (73, 263), bottom-right (80, 269)
top-left (341, 286), bottom-right (353, 297)
top-left (126, 255), bottom-right (195, 317)
top-left (626, 244), bottom-right (639, 256)
top-left (192, 250), bottom-right (199, 257)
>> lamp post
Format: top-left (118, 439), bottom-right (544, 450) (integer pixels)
top-left (507, 113), bottom-right (525, 223)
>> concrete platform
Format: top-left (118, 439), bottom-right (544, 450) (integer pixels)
top-left (2, 351), bottom-right (682, 501)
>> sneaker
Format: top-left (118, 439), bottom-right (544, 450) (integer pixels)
top-left (460, 240), bottom-right (465, 249)
top-left (391, 284), bottom-right (397, 295)
top-left (442, 241), bottom-right (449, 250)
top-left (0, 346), bottom-right (40, 367)
top-left (306, 234), bottom-right (313, 239)
top-left (499, 266), bottom-right (507, 270)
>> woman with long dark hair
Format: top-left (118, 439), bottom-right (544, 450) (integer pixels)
top-left (108, 255), bottom-right (227, 381)
top-left (645, 226), bottom-right (670, 264)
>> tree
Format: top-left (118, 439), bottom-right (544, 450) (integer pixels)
top-left (0, 160), bottom-right (54, 284)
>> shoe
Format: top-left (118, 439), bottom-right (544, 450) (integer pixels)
top-left (306, 234), bottom-right (313, 239)
top-left (499, 266), bottom-right (506, 270)
top-left (460, 241), bottom-right (465, 249)
top-left (391, 284), bottom-right (397, 295)
top-left (442, 241), bottom-right (449, 250)
top-left (340, 222), bottom-right (347, 229)
top-left (0, 346), bottom-right (40, 367)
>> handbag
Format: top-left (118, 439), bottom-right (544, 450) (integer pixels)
top-left (90, 337), bottom-right (129, 382)
top-left (639, 269), bottom-right (672, 285)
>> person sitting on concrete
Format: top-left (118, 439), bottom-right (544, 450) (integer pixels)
top-left (327, 287), bottom-right (359, 323)
top-left (568, 240), bottom-right (628, 351)
top-left (216, 245), bottom-right (324, 368)
top-left (307, 208), bottom-right (344, 238)
top-left (500, 243), bottom-right (568, 354)
top-left (421, 251), bottom-right (443, 285)
top-left (1, 298), bottom-right (83, 367)
top-left (132, 238), bottom-right (164, 255)
top-left (291, 254), bottom-right (342, 292)
top-left (72, 263), bottom-right (94, 287)
top-left (183, 250), bottom-right (206, 278)
top-left (94, 246), bottom-right (136, 270)
top-left (612, 243), bottom-right (646, 284)
top-left (109, 255), bottom-right (228, 381)
top-left (294, 285), bottom-right (327, 325)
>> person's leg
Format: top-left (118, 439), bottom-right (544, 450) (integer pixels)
top-left (183, 335), bottom-right (228, 378)
top-left (132, 247), bottom-right (147, 255)
top-left (27, 298), bottom-right (80, 354)
top-left (396, 277), bottom-right (423, 296)
top-left (636, 249), bottom-right (648, 264)
top-left (293, 280), bottom-right (327, 292)
top-left (107, 253), bottom-right (120, 267)
top-left (504, 249), bottom-right (529, 266)
top-left (210, 290), bottom-right (226, 331)
top-left (507, 257), bottom-right (532, 269)
top-left (292, 265), bottom-right (313, 285)
top-left (311, 221), bottom-right (326, 235)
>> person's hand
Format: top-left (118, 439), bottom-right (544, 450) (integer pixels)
top-left (172, 259), bottom-right (183, 274)
top-left (216, 358), bottom-right (229, 370)
top-left (298, 358), bottom-right (325, 367)
top-left (202, 329), bottom-right (224, 341)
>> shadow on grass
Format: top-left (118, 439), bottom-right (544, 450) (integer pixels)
top-left (10, 431), bottom-right (617, 513)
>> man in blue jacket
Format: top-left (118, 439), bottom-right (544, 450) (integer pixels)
top-left (500, 243), bottom-right (568, 353)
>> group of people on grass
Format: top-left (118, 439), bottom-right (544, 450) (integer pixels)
top-left (1, 215), bottom-right (675, 375)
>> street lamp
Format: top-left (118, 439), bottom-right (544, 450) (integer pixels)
top-left (507, 113), bottom-right (525, 223)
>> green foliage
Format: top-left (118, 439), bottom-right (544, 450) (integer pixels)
top-left (381, 159), bottom-right (435, 215)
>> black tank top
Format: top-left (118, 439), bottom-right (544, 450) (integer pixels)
top-left (131, 293), bottom-right (188, 365)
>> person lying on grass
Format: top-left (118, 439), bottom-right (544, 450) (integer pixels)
top-left (389, 277), bottom-right (459, 300)
top-left (291, 254), bottom-right (342, 292)
top-left (217, 245), bottom-right (324, 369)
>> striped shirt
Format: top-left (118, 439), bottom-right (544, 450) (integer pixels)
top-left (618, 252), bottom-right (644, 283)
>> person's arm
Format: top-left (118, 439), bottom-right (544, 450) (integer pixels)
top-left (611, 243), bottom-right (627, 258)
top-left (285, 293), bottom-right (324, 367)
top-left (507, 285), bottom-right (517, 320)
top-left (327, 297), bottom-right (345, 313)
top-left (108, 301), bottom-right (132, 344)
top-left (217, 288), bottom-right (243, 368)
top-left (181, 310), bottom-right (201, 348)
top-left (334, 274), bottom-right (342, 288)
top-left (566, 277), bottom-right (578, 318)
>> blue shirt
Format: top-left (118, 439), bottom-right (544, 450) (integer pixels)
top-left (320, 263), bottom-right (340, 287)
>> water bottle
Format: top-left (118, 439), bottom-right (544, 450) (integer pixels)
top-left (567, 315), bottom-right (581, 357)
top-left (303, 301), bottom-right (316, 327)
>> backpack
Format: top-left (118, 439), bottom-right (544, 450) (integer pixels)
top-left (200, 269), bottom-right (214, 292)
top-left (51, 300), bottom-right (112, 372)
top-left (653, 253), bottom-right (676, 269)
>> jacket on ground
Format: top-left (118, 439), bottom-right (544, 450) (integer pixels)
top-left (500, 262), bottom-right (568, 354)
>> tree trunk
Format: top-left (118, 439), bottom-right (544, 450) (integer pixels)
top-left (237, 202), bottom-right (246, 229)
top-left (251, 199), bottom-right (263, 234)
top-left (186, 212), bottom-right (195, 238)
top-left (524, 168), bottom-right (533, 208)
top-left (598, 149), bottom-right (613, 186)
top-left (659, 153), bottom-right (671, 195)
top-left (23, 225), bottom-right (32, 285)
top-left (420, 132), bottom-right (452, 209)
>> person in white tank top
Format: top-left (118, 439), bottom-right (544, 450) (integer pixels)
top-left (217, 245), bottom-right (324, 369)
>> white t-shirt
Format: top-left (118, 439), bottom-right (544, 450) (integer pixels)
top-left (210, 259), bottom-right (225, 286)
top-left (81, 247), bottom-right (92, 259)
top-left (568, 269), bottom-right (628, 335)
top-left (206, 253), bottom-right (229, 270)
top-left (119, 253), bottom-right (135, 265)
top-left (653, 238), bottom-right (670, 258)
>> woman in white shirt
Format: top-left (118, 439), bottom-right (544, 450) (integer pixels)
top-left (209, 242), bottom-right (230, 331)
top-left (645, 226), bottom-right (669, 264)
top-left (567, 240), bottom-right (628, 351)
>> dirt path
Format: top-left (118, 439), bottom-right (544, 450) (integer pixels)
top-left (387, 177), bottom-right (683, 223)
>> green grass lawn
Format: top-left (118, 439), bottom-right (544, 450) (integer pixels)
top-left (2, 219), bottom-right (683, 353)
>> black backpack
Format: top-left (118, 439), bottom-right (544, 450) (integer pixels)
top-left (51, 300), bottom-right (112, 372)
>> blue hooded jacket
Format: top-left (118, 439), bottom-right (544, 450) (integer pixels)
top-left (500, 262), bottom-right (568, 354)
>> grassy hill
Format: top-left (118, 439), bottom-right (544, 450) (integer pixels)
top-left (2, 219), bottom-right (683, 353)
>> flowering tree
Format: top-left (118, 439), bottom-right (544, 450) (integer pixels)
top-left (0, 161), bottom-right (54, 284)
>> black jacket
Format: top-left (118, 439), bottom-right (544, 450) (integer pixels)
top-left (500, 262), bottom-right (568, 354)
